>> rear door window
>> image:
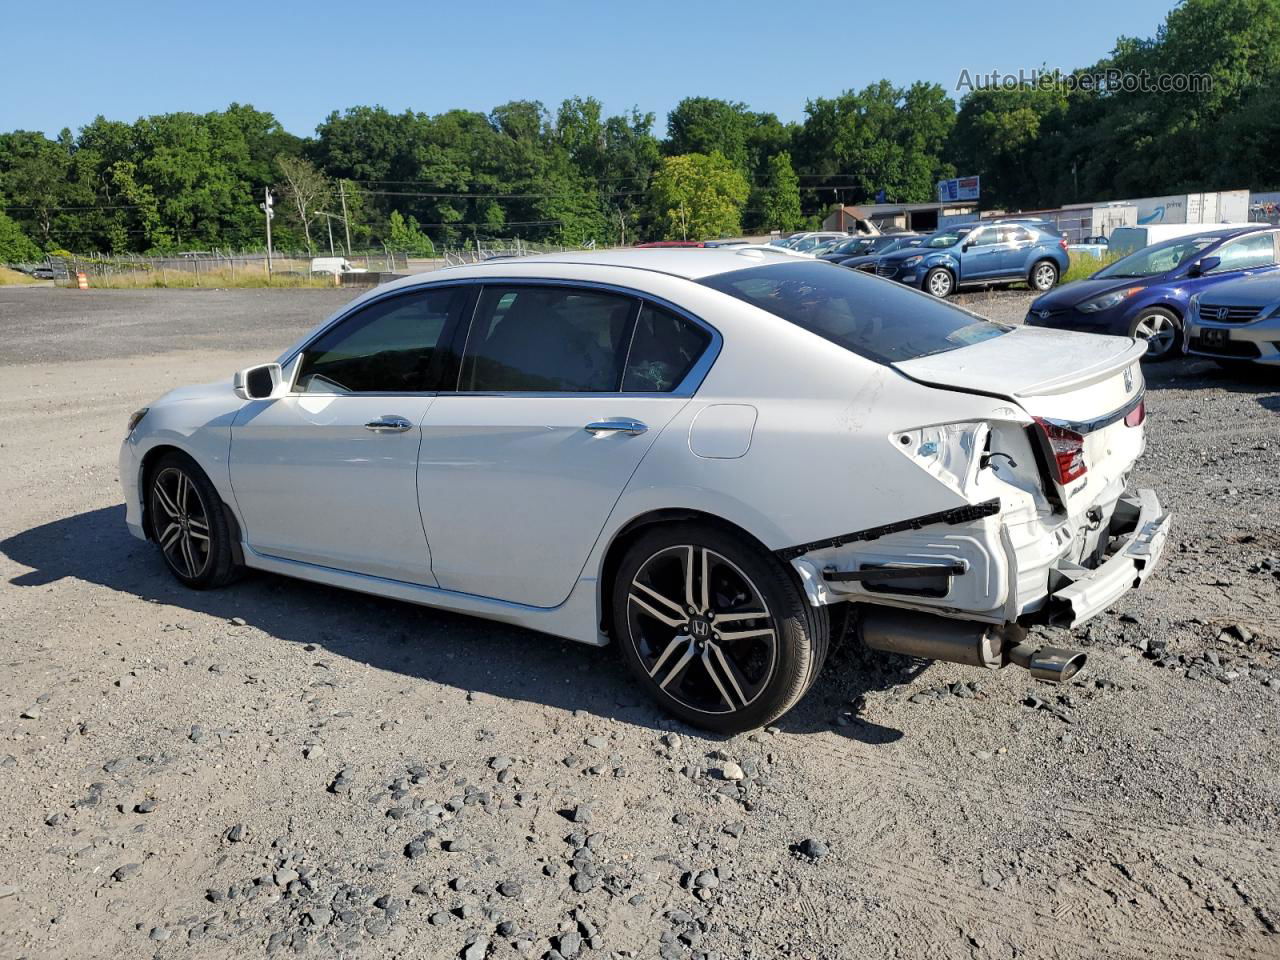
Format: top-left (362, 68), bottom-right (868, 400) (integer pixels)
top-left (621, 303), bottom-right (711, 392)
top-left (459, 285), bottom-right (636, 392)
top-left (700, 261), bottom-right (1010, 364)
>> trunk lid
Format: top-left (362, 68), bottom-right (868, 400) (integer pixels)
top-left (894, 326), bottom-right (1147, 506)
top-left (893, 326), bottom-right (1145, 412)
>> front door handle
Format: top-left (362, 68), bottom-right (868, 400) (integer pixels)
top-left (584, 418), bottom-right (648, 436)
top-left (365, 415), bottom-right (413, 433)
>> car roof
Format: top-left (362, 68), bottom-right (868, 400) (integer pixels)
top-left (433, 247), bottom-right (807, 281)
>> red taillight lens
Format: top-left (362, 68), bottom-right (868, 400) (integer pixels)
top-left (1124, 399), bottom-right (1146, 427)
top-left (1034, 417), bottom-right (1087, 484)
top-left (1059, 237), bottom-right (1068, 251)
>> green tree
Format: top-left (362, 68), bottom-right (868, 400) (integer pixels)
top-left (795, 81), bottom-right (955, 209)
top-left (649, 152), bottom-right (749, 240)
top-left (387, 209), bottom-right (435, 256)
top-left (757, 152), bottom-right (803, 231)
top-left (948, 81), bottom-right (1067, 208)
top-left (0, 211), bottom-right (41, 262)
top-left (665, 98), bottom-right (752, 174)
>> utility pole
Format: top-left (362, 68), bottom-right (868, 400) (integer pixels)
top-left (338, 181), bottom-right (353, 255)
top-left (261, 188), bottom-right (274, 277)
top-left (325, 215), bottom-right (335, 255)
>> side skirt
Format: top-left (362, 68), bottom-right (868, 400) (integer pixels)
top-left (240, 546), bottom-right (608, 647)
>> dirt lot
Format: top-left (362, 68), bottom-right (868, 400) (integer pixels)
top-left (0, 285), bottom-right (1277, 960)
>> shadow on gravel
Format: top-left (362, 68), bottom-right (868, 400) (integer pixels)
top-left (1143, 357), bottom-right (1280, 397)
top-left (2, 505), bottom-right (905, 745)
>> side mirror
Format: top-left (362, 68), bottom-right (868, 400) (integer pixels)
top-left (234, 362), bottom-right (284, 400)
top-left (961, 242), bottom-right (972, 252)
top-left (1187, 256), bottom-right (1220, 277)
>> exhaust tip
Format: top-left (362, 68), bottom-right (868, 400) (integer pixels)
top-left (1006, 643), bottom-right (1087, 683)
top-left (1028, 646), bottom-right (1087, 683)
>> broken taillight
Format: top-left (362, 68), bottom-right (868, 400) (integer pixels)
top-left (1124, 399), bottom-right (1146, 427)
top-left (1033, 417), bottom-right (1087, 484)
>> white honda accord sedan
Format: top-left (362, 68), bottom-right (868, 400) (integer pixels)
top-left (120, 248), bottom-right (1171, 733)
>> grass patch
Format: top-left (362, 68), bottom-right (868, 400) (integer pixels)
top-left (1062, 250), bottom-right (1121, 284)
top-left (79, 268), bottom-right (336, 289)
top-left (0, 266), bottom-right (38, 285)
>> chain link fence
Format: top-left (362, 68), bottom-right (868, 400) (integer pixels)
top-left (12, 237), bottom-right (604, 288)
top-left (41, 250), bottom-right (412, 287)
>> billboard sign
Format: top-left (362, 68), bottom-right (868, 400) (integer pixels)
top-left (937, 176), bottom-right (980, 203)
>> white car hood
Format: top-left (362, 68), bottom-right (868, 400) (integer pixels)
top-left (155, 378), bottom-right (235, 405)
top-left (893, 326), bottom-right (1146, 400)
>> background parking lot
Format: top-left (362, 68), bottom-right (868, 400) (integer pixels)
top-left (1, 286), bottom-right (1277, 959)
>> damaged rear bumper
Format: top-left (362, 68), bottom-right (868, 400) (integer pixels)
top-left (1037, 487), bottom-right (1170, 627)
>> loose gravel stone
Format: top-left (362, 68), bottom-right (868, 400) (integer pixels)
top-left (112, 863), bottom-right (142, 882)
top-left (796, 838), bottom-right (830, 860)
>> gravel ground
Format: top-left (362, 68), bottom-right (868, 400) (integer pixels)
top-left (0, 286), bottom-right (1277, 960)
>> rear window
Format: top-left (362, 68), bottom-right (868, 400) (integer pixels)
top-left (699, 261), bottom-right (1010, 364)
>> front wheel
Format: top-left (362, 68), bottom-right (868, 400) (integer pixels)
top-left (611, 524), bottom-right (828, 734)
top-left (923, 267), bottom-right (954, 298)
top-left (1130, 307), bottom-right (1181, 362)
top-left (1030, 259), bottom-right (1059, 292)
top-left (147, 451), bottom-right (239, 588)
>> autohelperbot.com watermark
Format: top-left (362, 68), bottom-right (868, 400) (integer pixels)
top-left (956, 67), bottom-right (1212, 95)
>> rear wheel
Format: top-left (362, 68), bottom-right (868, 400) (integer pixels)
top-left (1130, 307), bottom-right (1181, 362)
top-left (923, 267), bottom-right (954, 298)
top-left (612, 524), bottom-right (828, 734)
top-left (1030, 259), bottom-right (1059, 292)
top-left (147, 451), bottom-right (238, 588)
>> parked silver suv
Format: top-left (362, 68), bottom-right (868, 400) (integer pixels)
top-left (1185, 272), bottom-right (1280, 367)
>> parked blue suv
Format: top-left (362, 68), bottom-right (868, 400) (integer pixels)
top-left (874, 220), bottom-right (1069, 298)
top-left (1024, 224), bottom-right (1280, 361)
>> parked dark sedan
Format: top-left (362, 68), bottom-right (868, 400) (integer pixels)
top-left (817, 236), bottom-right (877, 262)
top-left (840, 235), bottom-right (923, 272)
top-left (1024, 224), bottom-right (1280, 361)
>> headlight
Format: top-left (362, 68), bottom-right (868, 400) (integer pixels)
top-left (127, 408), bottom-right (149, 434)
top-left (1078, 286), bottom-right (1143, 313)
top-left (902, 256), bottom-right (923, 268)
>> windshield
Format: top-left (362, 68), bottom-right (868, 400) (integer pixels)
top-left (1095, 234), bottom-right (1221, 278)
top-left (871, 235), bottom-right (905, 251)
top-left (700, 261), bottom-right (1010, 365)
top-left (792, 236), bottom-right (836, 252)
top-left (829, 237), bottom-right (868, 255)
top-left (921, 229), bottom-right (966, 249)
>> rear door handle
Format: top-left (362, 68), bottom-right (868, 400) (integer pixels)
top-left (584, 418), bottom-right (648, 436)
top-left (365, 415), bottom-right (413, 433)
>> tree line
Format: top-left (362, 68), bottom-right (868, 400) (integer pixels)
top-left (1, 0), bottom-right (1276, 260)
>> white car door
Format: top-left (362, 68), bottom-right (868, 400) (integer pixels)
top-left (229, 286), bottom-right (470, 584)
top-left (418, 284), bottom-right (716, 607)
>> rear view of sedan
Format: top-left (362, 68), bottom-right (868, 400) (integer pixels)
top-left (120, 249), bottom-right (1170, 733)
top-left (1186, 271), bottom-right (1280, 366)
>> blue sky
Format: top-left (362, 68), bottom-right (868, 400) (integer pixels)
top-left (2, 0), bottom-right (1177, 139)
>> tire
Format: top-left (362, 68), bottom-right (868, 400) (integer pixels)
top-left (923, 267), bottom-right (954, 298)
top-left (611, 523), bottom-right (829, 734)
top-left (1129, 307), bottom-right (1181, 362)
top-left (1029, 259), bottom-right (1059, 292)
top-left (147, 451), bottom-right (239, 589)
